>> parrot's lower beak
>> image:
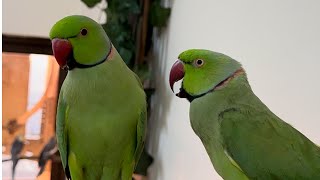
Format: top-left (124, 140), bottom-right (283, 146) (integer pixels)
top-left (51, 38), bottom-right (73, 68)
top-left (169, 60), bottom-right (185, 93)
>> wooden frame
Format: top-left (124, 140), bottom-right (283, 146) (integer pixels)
top-left (2, 34), bottom-right (66, 180)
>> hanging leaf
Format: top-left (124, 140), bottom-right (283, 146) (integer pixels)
top-left (133, 63), bottom-right (151, 83)
top-left (80, 0), bottom-right (171, 81)
top-left (119, 47), bottom-right (133, 64)
top-left (81, 0), bottom-right (102, 8)
top-left (149, 1), bottom-right (171, 27)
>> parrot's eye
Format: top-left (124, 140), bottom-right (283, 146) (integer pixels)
top-left (194, 59), bottom-right (204, 67)
top-left (80, 28), bottom-right (88, 36)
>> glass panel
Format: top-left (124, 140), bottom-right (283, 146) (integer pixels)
top-left (25, 54), bottom-right (49, 140)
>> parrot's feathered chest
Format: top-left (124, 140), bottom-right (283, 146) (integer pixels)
top-left (57, 58), bottom-right (146, 179)
top-left (61, 59), bottom-right (145, 132)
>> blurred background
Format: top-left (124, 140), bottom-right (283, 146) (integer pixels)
top-left (2, 0), bottom-right (320, 180)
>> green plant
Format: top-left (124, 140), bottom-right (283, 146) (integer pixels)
top-left (81, 0), bottom-right (171, 83)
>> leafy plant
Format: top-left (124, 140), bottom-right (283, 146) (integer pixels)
top-left (81, 0), bottom-right (171, 83)
top-left (149, 0), bottom-right (171, 27)
top-left (82, 0), bottom-right (102, 7)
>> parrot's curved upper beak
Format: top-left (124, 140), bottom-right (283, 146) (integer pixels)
top-left (51, 38), bottom-right (72, 68)
top-left (169, 60), bottom-right (185, 92)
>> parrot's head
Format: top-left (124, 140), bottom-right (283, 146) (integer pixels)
top-left (14, 135), bottom-right (28, 145)
top-left (16, 135), bottom-right (25, 142)
top-left (169, 49), bottom-right (244, 102)
top-left (49, 15), bottom-right (111, 70)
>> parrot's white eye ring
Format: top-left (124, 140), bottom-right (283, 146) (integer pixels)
top-left (194, 59), bottom-right (204, 67)
top-left (80, 28), bottom-right (88, 36)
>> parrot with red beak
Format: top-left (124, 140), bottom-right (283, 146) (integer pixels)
top-left (49, 15), bottom-right (147, 180)
top-left (169, 49), bottom-right (320, 179)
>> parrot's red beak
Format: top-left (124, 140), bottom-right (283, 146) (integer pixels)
top-left (169, 60), bottom-right (185, 92)
top-left (51, 38), bottom-right (72, 68)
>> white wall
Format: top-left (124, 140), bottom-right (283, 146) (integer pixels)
top-left (3, 0), bottom-right (106, 37)
top-left (147, 0), bottom-right (320, 179)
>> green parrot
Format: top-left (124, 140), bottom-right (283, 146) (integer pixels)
top-left (49, 15), bottom-right (147, 180)
top-left (169, 49), bottom-right (320, 180)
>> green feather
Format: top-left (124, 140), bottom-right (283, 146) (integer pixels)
top-left (56, 91), bottom-right (69, 175)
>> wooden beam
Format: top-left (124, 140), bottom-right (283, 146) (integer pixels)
top-left (135, 0), bottom-right (151, 66)
top-left (3, 34), bottom-right (52, 55)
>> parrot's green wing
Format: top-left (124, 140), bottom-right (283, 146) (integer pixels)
top-left (56, 90), bottom-right (71, 179)
top-left (133, 72), bottom-right (147, 168)
top-left (134, 109), bottom-right (147, 168)
top-left (133, 72), bottom-right (143, 88)
top-left (220, 106), bottom-right (320, 180)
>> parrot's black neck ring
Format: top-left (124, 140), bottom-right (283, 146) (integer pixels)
top-left (177, 68), bottom-right (245, 103)
top-left (176, 87), bottom-right (206, 102)
top-left (64, 41), bottom-right (113, 71)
